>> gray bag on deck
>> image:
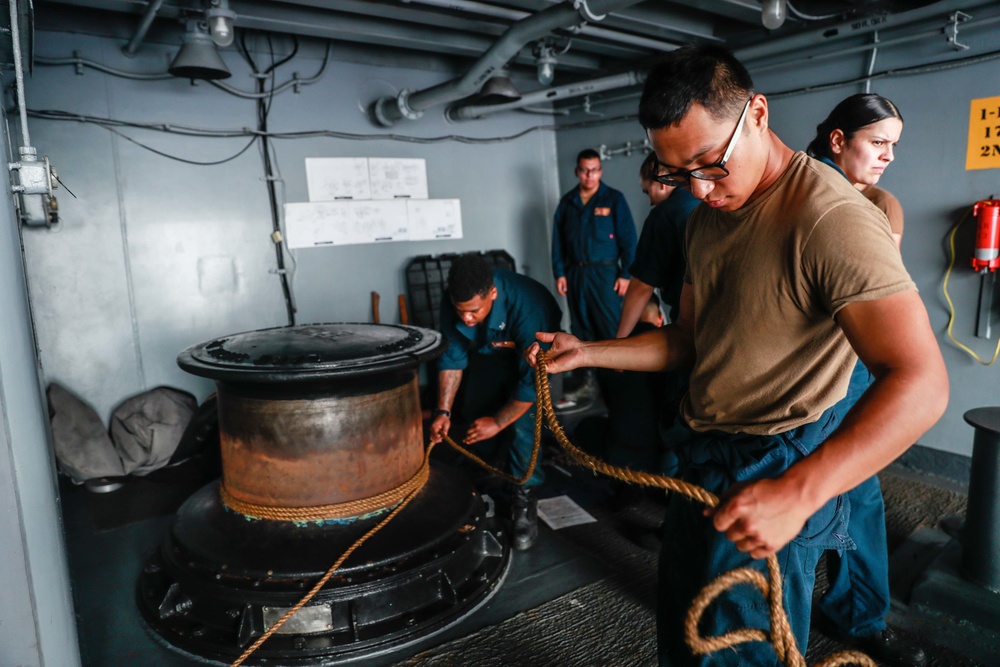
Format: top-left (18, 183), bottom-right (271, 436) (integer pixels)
top-left (48, 383), bottom-right (125, 483)
top-left (110, 387), bottom-right (198, 476)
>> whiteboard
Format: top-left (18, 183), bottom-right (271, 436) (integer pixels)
top-left (407, 199), bottom-right (463, 240)
top-left (283, 200), bottom-right (409, 248)
top-left (305, 157), bottom-right (371, 201)
top-left (369, 158), bottom-right (429, 200)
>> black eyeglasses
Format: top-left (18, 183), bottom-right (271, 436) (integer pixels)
top-left (653, 98), bottom-right (752, 187)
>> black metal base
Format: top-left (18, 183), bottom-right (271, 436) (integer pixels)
top-left (909, 536), bottom-right (1000, 633)
top-left (137, 467), bottom-right (511, 665)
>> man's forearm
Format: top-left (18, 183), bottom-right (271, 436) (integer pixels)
top-left (437, 369), bottom-right (462, 411)
top-left (787, 363), bottom-right (947, 515)
top-left (581, 324), bottom-right (693, 373)
top-left (494, 399), bottom-right (533, 430)
top-left (788, 292), bottom-right (950, 514)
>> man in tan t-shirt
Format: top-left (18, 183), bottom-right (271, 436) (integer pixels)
top-left (526, 45), bottom-right (946, 667)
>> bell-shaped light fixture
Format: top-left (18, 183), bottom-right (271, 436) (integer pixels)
top-left (205, 0), bottom-right (236, 48)
top-left (761, 0), bottom-right (787, 30)
top-left (169, 22), bottom-right (232, 80)
top-left (477, 71), bottom-right (522, 105)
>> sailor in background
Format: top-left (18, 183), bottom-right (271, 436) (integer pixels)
top-left (551, 148), bottom-right (637, 402)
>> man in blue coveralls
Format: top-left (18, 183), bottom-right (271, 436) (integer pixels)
top-left (553, 148), bottom-right (637, 340)
top-left (528, 45), bottom-right (947, 666)
top-left (429, 254), bottom-right (561, 551)
top-left (552, 149), bottom-right (637, 397)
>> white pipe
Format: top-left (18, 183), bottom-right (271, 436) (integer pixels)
top-left (864, 31), bottom-right (879, 94)
top-left (8, 0), bottom-right (31, 150)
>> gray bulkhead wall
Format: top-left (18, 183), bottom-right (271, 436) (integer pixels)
top-left (22, 31), bottom-right (560, 422)
top-left (554, 28), bottom-right (1000, 460)
top-left (0, 103), bottom-right (81, 664)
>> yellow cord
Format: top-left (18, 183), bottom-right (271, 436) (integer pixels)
top-left (942, 207), bottom-right (1000, 365)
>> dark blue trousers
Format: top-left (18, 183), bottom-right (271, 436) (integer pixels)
top-left (656, 405), bottom-right (854, 666)
top-left (566, 264), bottom-right (623, 341)
top-left (453, 352), bottom-right (544, 487)
top-left (818, 361), bottom-right (890, 637)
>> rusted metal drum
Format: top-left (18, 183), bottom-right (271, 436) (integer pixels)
top-left (177, 323), bottom-right (440, 514)
top-left (139, 323), bottom-right (511, 665)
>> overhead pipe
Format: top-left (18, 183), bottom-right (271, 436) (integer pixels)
top-left (448, 69), bottom-right (643, 120)
top-left (736, 0), bottom-right (998, 63)
top-left (371, 0), bottom-right (645, 126)
top-left (8, 0), bottom-right (31, 150)
top-left (751, 12), bottom-right (1000, 74)
top-left (402, 0), bottom-right (682, 53)
top-left (122, 0), bottom-right (167, 56)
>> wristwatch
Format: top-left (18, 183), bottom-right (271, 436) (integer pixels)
top-left (434, 408), bottom-right (451, 418)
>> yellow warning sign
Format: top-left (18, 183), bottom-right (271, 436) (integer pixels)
top-left (967, 95), bottom-right (1000, 170)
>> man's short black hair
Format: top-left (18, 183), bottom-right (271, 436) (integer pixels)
top-left (638, 45), bottom-right (754, 130)
top-left (576, 148), bottom-right (601, 164)
top-left (447, 254), bottom-right (495, 303)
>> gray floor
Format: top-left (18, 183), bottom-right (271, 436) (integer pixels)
top-left (62, 455), bottom-right (996, 666)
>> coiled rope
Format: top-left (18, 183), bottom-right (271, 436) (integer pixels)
top-left (227, 355), bottom-right (875, 667)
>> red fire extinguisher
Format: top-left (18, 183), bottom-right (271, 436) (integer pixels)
top-left (971, 198), bottom-right (1000, 339)
top-left (972, 199), bottom-right (1000, 273)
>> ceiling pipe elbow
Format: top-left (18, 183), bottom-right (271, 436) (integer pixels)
top-left (372, 89), bottom-right (424, 127)
top-left (371, 0), bottom-right (644, 126)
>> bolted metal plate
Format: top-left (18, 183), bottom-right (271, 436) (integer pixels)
top-left (177, 322), bottom-right (446, 382)
top-left (262, 604), bottom-right (335, 635)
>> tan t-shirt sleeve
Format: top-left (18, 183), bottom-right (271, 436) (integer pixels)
top-left (864, 187), bottom-right (904, 236)
top-left (804, 201), bottom-right (916, 316)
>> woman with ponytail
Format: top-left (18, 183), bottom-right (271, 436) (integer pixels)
top-left (807, 94), bottom-right (925, 667)
top-left (808, 93), bottom-right (904, 248)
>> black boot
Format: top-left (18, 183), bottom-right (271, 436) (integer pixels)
top-left (511, 486), bottom-right (538, 551)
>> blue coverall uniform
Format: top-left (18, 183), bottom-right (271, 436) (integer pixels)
top-left (630, 188), bottom-right (700, 322)
top-left (552, 182), bottom-right (637, 341)
top-left (813, 156), bottom-right (892, 639)
top-left (438, 268), bottom-right (562, 487)
top-left (657, 404), bottom-right (855, 666)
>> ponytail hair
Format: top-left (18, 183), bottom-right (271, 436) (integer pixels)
top-left (806, 93), bottom-right (903, 160)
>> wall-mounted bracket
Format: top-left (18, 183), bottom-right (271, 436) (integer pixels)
top-left (9, 148), bottom-right (60, 228)
top-left (945, 11), bottom-right (971, 51)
